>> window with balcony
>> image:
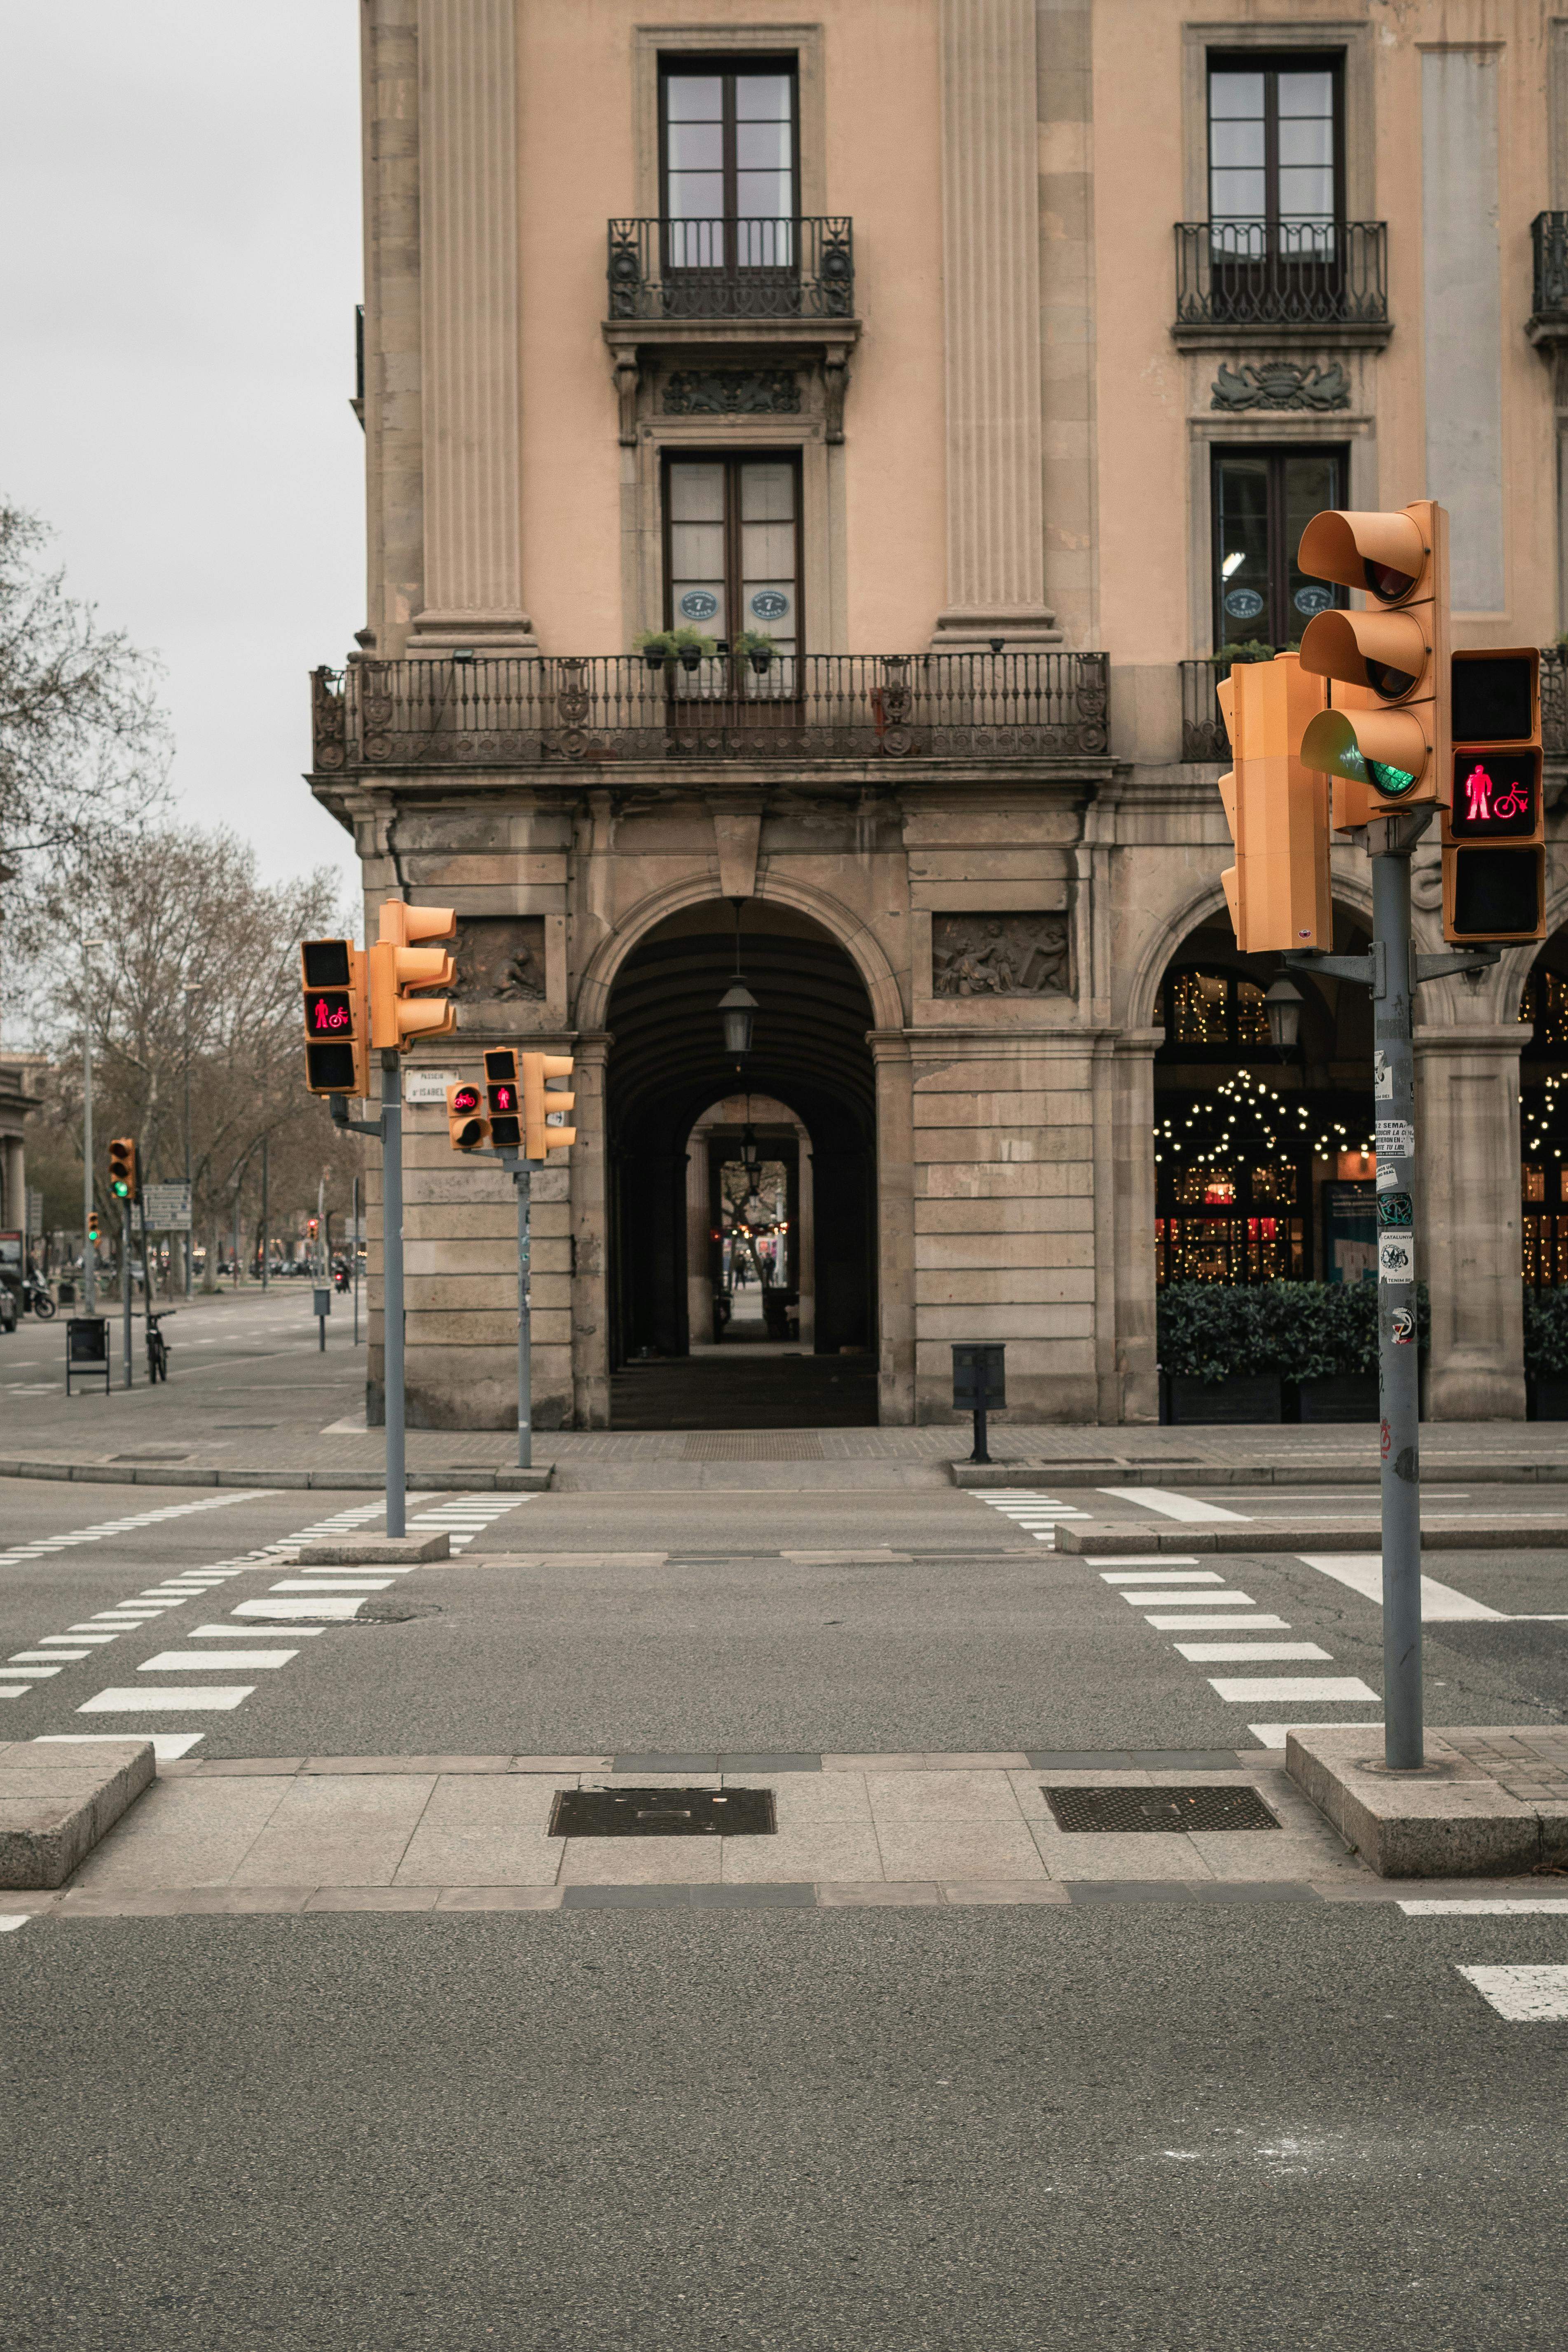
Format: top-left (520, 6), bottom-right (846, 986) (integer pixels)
top-left (665, 454), bottom-right (801, 669)
top-left (660, 60), bottom-right (798, 272)
top-left (1208, 54), bottom-right (1342, 256)
top-left (1212, 445), bottom-right (1347, 652)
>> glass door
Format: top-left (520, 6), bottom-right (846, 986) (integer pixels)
top-left (1212, 445), bottom-right (1346, 652)
top-left (661, 63), bottom-right (798, 286)
top-left (665, 455), bottom-right (801, 697)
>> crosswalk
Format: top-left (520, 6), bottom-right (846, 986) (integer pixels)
top-left (1097, 1562), bottom-right (1380, 1737)
top-left (1398, 1898), bottom-right (1568, 2020)
top-left (970, 1491), bottom-right (1092, 1549)
top-left (0, 1490), bottom-right (272, 1571)
top-left (7, 1491), bottom-right (536, 1752)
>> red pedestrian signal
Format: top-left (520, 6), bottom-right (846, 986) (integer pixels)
top-left (446, 1081), bottom-right (489, 1153)
top-left (300, 939), bottom-right (370, 1096)
top-left (484, 1049), bottom-right (522, 1150)
top-left (1442, 649), bottom-right (1546, 942)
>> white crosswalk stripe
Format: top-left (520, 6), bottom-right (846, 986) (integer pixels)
top-left (1456, 1966), bottom-right (1568, 2020)
top-left (0, 1490), bottom-right (275, 1572)
top-left (966, 1491), bottom-right (1093, 1550)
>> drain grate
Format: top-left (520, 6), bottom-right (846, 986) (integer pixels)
top-left (681, 1433), bottom-right (824, 1461)
top-left (1043, 1784), bottom-right (1280, 1834)
top-left (549, 1786), bottom-right (777, 1837)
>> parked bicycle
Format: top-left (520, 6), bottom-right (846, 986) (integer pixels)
top-left (145, 1307), bottom-right (173, 1383)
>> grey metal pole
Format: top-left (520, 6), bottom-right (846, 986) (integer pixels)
top-left (381, 1049), bottom-right (406, 1538)
top-left (1371, 819), bottom-right (1425, 1770)
top-left (261, 1135), bottom-right (269, 1292)
top-left (82, 941), bottom-right (99, 1315)
top-left (183, 983), bottom-right (196, 1298)
top-left (506, 1153), bottom-right (532, 1470)
top-left (352, 1173), bottom-right (360, 1346)
top-left (121, 1204), bottom-right (133, 1388)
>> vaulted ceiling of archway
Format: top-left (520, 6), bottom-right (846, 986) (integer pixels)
top-left (604, 905), bottom-right (876, 1152)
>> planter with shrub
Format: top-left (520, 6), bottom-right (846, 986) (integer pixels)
top-left (1156, 1280), bottom-right (1428, 1424)
top-left (1525, 1290), bottom-right (1568, 1420)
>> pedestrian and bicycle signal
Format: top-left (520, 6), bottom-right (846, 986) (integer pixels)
top-left (300, 938), bottom-right (370, 1096)
top-left (1296, 500), bottom-right (1450, 816)
top-left (446, 1081), bottom-right (489, 1153)
top-left (107, 1137), bottom-right (138, 1204)
top-left (1215, 653), bottom-right (1332, 953)
top-left (522, 1052), bottom-right (576, 1160)
top-left (368, 902), bottom-right (457, 1051)
top-left (484, 1049), bottom-right (523, 1151)
top-left (1442, 648), bottom-right (1547, 942)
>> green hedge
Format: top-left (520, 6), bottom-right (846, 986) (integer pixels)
top-left (1158, 1281), bottom-right (1429, 1384)
top-left (1524, 1290), bottom-right (1568, 1381)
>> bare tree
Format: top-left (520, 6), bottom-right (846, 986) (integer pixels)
top-left (0, 501), bottom-right (171, 947)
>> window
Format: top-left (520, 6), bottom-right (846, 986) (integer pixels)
top-left (1208, 54), bottom-right (1341, 254)
top-left (665, 454), bottom-right (801, 666)
top-left (1212, 446), bottom-right (1348, 651)
top-left (661, 61), bottom-right (797, 270)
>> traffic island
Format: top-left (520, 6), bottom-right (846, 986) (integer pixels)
top-left (1286, 1726), bottom-right (1568, 1877)
top-left (295, 1533), bottom-right (451, 1566)
top-left (1053, 1520), bottom-right (1564, 1554)
top-left (0, 1739), bottom-right (156, 1889)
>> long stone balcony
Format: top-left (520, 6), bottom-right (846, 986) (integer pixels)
top-left (309, 652), bottom-right (1110, 774)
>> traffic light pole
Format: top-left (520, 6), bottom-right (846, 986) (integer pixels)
top-left (121, 1205), bottom-right (133, 1390)
top-left (501, 1150), bottom-right (533, 1470)
top-left (380, 1050), bottom-right (407, 1539)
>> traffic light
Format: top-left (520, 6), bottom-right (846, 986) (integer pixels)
top-left (522, 1052), bottom-right (576, 1160)
top-left (368, 901), bottom-right (457, 1051)
top-left (107, 1137), bottom-right (138, 1204)
top-left (484, 1049), bottom-right (522, 1151)
top-left (1442, 648), bottom-right (1547, 943)
top-left (87, 1208), bottom-right (100, 1247)
top-left (300, 938), bottom-right (370, 1096)
top-left (307, 1217), bottom-right (319, 1241)
top-left (1296, 500), bottom-right (1450, 812)
top-left (446, 1081), bottom-right (489, 1153)
top-left (1215, 653), bottom-right (1332, 954)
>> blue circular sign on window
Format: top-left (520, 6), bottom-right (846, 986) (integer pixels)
top-left (1294, 584), bottom-right (1334, 616)
top-left (750, 589), bottom-right (790, 620)
top-left (1223, 586), bottom-right (1265, 621)
top-left (679, 588), bottom-right (720, 622)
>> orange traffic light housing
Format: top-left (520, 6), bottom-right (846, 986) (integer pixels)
top-left (1296, 500), bottom-right (1450, 813)
top-left (108, 1136), bottom-right (138, 1205)
top-left (1215, 653), bottom-right (1332, 954)
top-left (1442, 648), bottom-right (1547, 943)
top-left (522, 1052), bottom-right (576, 1161)
top-left (300, 938), bottom-right (370, 1096)
top-left (369, 901), bottom-right (457, 1051)
top-left (446, 1081), bottom-right (489, 1153)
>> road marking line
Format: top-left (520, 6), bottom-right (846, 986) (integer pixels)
top-left (1457, 1965), bottom-right (1568, 2020)
top-left (1249, 1722), bottom-right (1381, 1746)
top-left (1147, 1613), bottom-right (1291, 1630)
top-left (11, 1650), bottom-right (90, 1662)
top-left (1294, 1554), bottom-right (1504, 1622)
top-left (1093, 1557), bottom-right (1202, 1570)
top-left (1097, 1487), bottom-right (1253, 1524)
top-left (1119, 1590), bottom-right (1256, 1607)
top-left (0, 1917), bottom-right (29, 1933)
top-left (0, 1665), bottom-right (63, 1678)
top-left (190, 1623), bottom-right (324, 1637)
top-left (1210, 1674), bottom-right (1379, 1703)
top-left (1402, 1900), bottom-right (1568, 1915)
top-left (138, 1651), bottom-right (297, 1671)
top-left (0, 1488), bottom-right (276, 1570)
top-left (1100, 1568), bottom-right (1214, 1583)
top-left (231, 1597), bottom-right (364, 1619)
top-left (1175, 1641), bottom-right (1331, 1663)
top-left (268, 1577), bottom-right (393, 1593)
top-left (35, 1732), bottom-right (204, 1758)
top-left (78, 1686), bottom-right (255, 1712)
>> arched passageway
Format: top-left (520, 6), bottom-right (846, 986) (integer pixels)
top-left (603, 901), bottom-right (878, 1428)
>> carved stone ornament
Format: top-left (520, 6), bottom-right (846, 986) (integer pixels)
top-left (451, 917), bottom-right (546, 1004)
top-left (1210, 359), bottom-right (1350, 412)
top-left (932, 914), bottom-right (1070, 998)
top-left (663, 368), bottom-right (801, 417)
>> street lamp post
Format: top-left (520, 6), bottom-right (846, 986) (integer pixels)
top-left (182, 981), bottom-right (199, 1296)
top-left (82, 939), bottom-right (107, 1315)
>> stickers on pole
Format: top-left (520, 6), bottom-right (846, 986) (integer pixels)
top-left (1376, 1117), bottom-right (1414, 1161)
top-left (1391, 1306), bottom-right (1416, 1345)
top-left (1377, 1191), bottom-right (1414, 1229)
top-left (1374, 1050), bottom-right (1392, 1100)
top-left (1378, 1234), bottom-right (1416, 1283)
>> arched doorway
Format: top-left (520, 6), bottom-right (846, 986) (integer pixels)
top-left (1154, 906), bottom-right (1375, 1292)
top-left (603, 901), bottom-right (878, 1428)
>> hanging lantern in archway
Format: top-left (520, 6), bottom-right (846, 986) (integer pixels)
top-left (719, 978), bottom-right (757, 1060)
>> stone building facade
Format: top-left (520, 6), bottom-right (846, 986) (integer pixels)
top-left (311, 0), bottom-right (1568, 1430)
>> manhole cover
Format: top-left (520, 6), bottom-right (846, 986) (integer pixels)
top-left (682, 1433), bottom-right (824, 1461)
top-left (356, 1599), bottom-right (443, 1624)
top-left (549, 1786), bottom-right (776, 1837)
top-left (1043, 1785), bottom-right (1280, 1834)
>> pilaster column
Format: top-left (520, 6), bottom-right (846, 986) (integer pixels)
top-left (412, 0), bottom-right (538, 652)
top-left (1416, 1024), bottom-right (1526, 1421)
top-left (570, 1032), bottom-right (613, 1428)
top-left (869, 1030), bottom-right (915, 1424)
top-left (1111, 1029), bottom-right (1160, 1424)
top-left (930, 0), bottom-right (1060, 652)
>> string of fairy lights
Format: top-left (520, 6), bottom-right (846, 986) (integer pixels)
top-left (1523, 1070), bottom-right (1568, 1175)
top-left (1154, 1070), bottom-right (1375, 1174)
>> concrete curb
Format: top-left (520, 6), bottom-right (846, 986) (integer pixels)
top-left (0, 1739), bottom-right (156, 1890)
top-left (1286, 1727), bottom-right (1568, 1877)
top-left (296, 1533), bottom-right (450, 1565)
top-left (0, 1458), bottom-right (554, 1492)
top-left (949, 1458), bottom-right (1568, 1489)
top-left (1053, 1520), bottom-right (1565, 1554)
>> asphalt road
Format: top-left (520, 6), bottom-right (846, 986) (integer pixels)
top-left (2, 1474), bottom-right (1566, 1756)
top-left (3, 1902), bottom-right (1566, 2350)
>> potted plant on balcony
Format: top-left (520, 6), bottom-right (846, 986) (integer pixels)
top-left (634, 629), bottom-right (678, 672)
top-left (733, 629), bottom-right (775, 676)
top-left (671, 625), bottom-right (718, 672)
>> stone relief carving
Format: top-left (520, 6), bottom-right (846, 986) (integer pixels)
top-left (662, 368), bottom-right (801, 417)
top-left (1210, 360), bottom-right (1350, 412)
top-left (932, 914), bottom-right (1071, 997)
top-left (452, 916), bottom-right (546, 1002)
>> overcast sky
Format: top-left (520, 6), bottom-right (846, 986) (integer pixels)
top-left (0, 2), bottom-right (363, 901)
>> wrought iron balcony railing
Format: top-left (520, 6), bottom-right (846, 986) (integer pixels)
top-left (1533, 213), bottom-right (1568, 323)
top-left (1184, 648), bottom-right (1568, 764)
top-left (310, 651), bottom-right (1108, 772)
top-left (1174, 220), bottom-right (1388, 330)
top-left (606, 217), bottom-right (854, 321)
